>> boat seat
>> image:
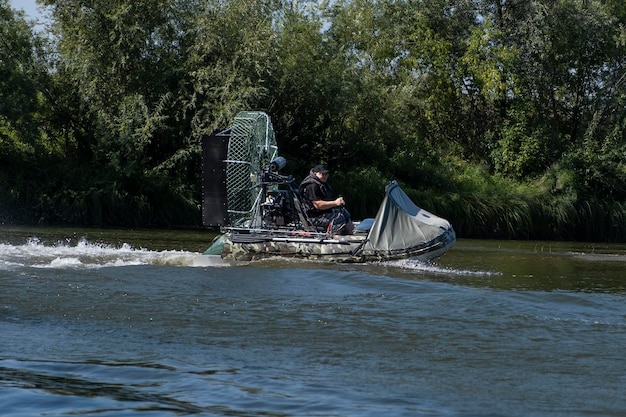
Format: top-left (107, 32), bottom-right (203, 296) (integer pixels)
top-left (354, 218), bottom-right (375, 234)
top-left (290, 188), bottom-right (316, 232)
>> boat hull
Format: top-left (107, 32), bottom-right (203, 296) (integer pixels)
top-left (207, 227), bottom-right (455, 263)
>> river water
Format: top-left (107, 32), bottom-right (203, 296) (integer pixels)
top-left (1, 226), bottom-right (625, 416)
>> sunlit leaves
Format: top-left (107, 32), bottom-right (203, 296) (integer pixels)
top-left (185, 0), bottom-right (281, 135)
top-left (0, 1), bottom-right (41, 147)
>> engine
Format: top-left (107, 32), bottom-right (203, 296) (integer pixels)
top-left (261, 190), bottom-right (293, 228)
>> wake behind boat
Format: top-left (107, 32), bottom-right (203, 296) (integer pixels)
top-left (202, 111), bottom-right (455, 263)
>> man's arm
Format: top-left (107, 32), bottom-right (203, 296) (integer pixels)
top-left (312, 197), bottom-right (345, 210)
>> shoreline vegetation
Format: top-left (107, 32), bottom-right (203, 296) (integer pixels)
top-left (1, 0), bottom-right (625, 241)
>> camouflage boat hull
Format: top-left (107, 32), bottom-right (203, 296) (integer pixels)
top-left (206, 227), bottom-right (456, 263)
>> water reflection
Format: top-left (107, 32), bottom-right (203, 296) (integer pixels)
top-left (429, 239), bottom-right (626, 293)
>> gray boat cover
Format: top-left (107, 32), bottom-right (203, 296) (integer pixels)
top-left (363, 181), bottom-right (452, 254)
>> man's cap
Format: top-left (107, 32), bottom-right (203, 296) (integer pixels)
top-left (312, 164), bottom-right (330, 174)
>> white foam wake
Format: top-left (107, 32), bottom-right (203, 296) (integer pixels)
top-left (381, 258), bottom-right (499, 276)
top-left (0, 238), bottom-right (227, 270)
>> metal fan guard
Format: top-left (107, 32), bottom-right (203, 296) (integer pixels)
top-left (225, 111), bottom-right (278, 226)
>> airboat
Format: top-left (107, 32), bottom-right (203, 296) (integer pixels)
top-left (202, 111), bottom-right (455, 263)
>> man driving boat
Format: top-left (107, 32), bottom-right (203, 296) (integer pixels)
top-left (299, 165), bottom-right (354, 235)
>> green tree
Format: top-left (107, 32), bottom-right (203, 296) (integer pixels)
top-left (37, 0), bottom-right (200, 225)
top-left (0, 0), bottom-right (41, 148)
top-left (1, 0), bottom-right (625, 238)
top-left (268, 5), bottom-right (353, 171)
top-left (183, 0), bottom-right (281, 137)
top-left (0, 0), bottom-right (52, 222)
top-left (490, 0), bottom-right (622, 178)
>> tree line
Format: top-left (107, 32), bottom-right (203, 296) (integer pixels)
top-left (1, 0), bottom-right (625, 240)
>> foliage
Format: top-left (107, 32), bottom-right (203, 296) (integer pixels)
top-left (1, 0), bottom-right (626, 241)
